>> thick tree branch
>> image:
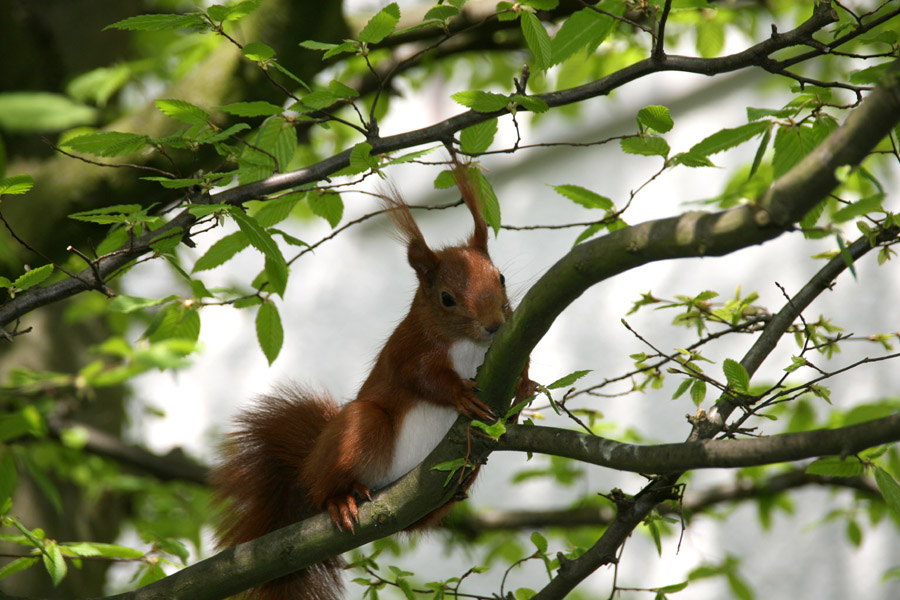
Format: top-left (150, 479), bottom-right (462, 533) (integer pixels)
top-left (496, 414), bottom-right (900, 473)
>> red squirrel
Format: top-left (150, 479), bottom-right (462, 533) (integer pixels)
top-left (212, 162), bottom-right (533, 600)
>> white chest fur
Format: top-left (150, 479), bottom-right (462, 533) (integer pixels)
top-left (449, 338), bottom-right (491, 380)
top-left (359, 339), bottom-right (492, 491)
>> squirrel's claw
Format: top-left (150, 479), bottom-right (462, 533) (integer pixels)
top-left (458, 380), bottom-right (496, 421)
top-left (325, 484), bottom-right (372, 532)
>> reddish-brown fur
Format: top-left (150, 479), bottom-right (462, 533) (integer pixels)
top-left (212, 162), bottom-right (534, 599)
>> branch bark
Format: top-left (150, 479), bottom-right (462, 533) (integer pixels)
top-left (497, 413), bottom-right (900, 473)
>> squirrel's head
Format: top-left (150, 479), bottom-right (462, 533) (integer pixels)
top-left (383, 163), bottom-right (510, 343)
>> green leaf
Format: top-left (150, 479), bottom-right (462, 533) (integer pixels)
top-left (832, 194), bottom-right (884, 223)
top-left (217, 101), bottom-right (283, 117)
top-left (522, 0), bottom-right (559, 8)
top-left (772, 124), bottom-right (816, 179)
top-left (309, 192), bottom-right (344, 228)
top-left (749, 125), bottom-right (772, 178)
top-left (722, 358), bottom-right (750, 393)
top-left (805, 456), bottom-right (864, 477)
top-left (547, 369), bottom-right (591, 389)
top-left (470, 419), bottom-right (506, 441)
top-left (637, 105), bottom-right (673, 133)
top-left (530, 531), bottom-right (549, 553)
top-left (0, 174), bottom-right (34, 196)
top-left (228, 207), bottom-right (284, 263)
top-left (192, 231), bottom-right (250, 272)
top-left (424, 5), bottom-right (458, 21)
top-left (621, 136), bottom-right (669, 157)
top-left (141, 176), bottom-right (203, 189)
top-left (155, 99), bottom-right (209, 126)
top-left (348, 142), bottom-right (378, 174)
top-left (460, 119), bottom-right (498, 154)
top-left (552, 184), bottom-right (612, 210)
top-left (358, 2), bottom-right (401, 44)
top-left (108, 294), bottom-right (175, 313)
top-left (0, 92), bottom-right (96, 133)
top-left (874, 466), bottom-right (900, 521)
top-left (256, 302), bottom-right (283, 365)
top-left (104, 13), bottom-right (207, 31)
top-left (434, 170), bottom-right (456, 189)
top-left (42, 540), bottom-right (66, 587)
top-left (550, 4), bottom-right (619, 65)
top-left (451, 91), bottom-right (509, 113)
top-left (254, 193), bottom-right (303, 228)
top-left (510, 95), bottom-right (549, 113)
top-left (689, 379), bottom-right (707, 406)
top-left (470, 169), bottom-right (501, 235)
top-left (62, 542), bottom-right (144, 559)
top-left (520, 12), bottom-right (552, 70)
top-left (242, 41), bottom-right (276, 62)
top-left (0, 556), bottom-right (39, 580)
top-left (14, 264), bottom-right (53, 291)
top-left (696, 18), bottom-right (725, 58)
top-left (328, 80), bottom-right (359, 99)
top-left (689, 121), bottom-right (769, 157)
top-left (62, 131), bottom-right (148, 157)
top-left (264, 255), bottom-right (288, 297)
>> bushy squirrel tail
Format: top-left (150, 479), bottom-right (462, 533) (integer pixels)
top-left (211, 385), bottom-right (344, 600)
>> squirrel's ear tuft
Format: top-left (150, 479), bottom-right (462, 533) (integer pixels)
top-left (379, 187), bottom-right (439, 286)
top-left (451, 162), bottom-right (488, 253)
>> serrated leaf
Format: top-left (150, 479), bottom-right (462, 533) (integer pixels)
top-left (621, 136), bottom-right (669, 157)
top-left (460, 119), bottom-right (498, 154)
top-left (255, 193), bottom-right (303, 228)
top-left (470, 169), bottom-right (501, 235)
top-left (348, 141), bottom-right (377, 174)
top-left (552, 184), bottom-right (612, 210)
top-left (0, 174), bottom-right (34, 196)
top-left (328, 80), bottom-right (359, 99)
top-left (637, 105), bottom-right (673, 133)
top-left (0, 556), bottom-right (39, 580)
top-left (264, 254), bottom-right (288, 297)
top-left (256, 302), bottom-right (283, 365)
top-left (806, 456), bottom-right (864, 477)
top-left (548, 369), bottom-right (591, 389)
top-left (358, 2), bottom-right (400, 44)
top-left (451, 90), bottom-right (508, 113)
top-left (434, 170), bottom-right (455, 189)
top-left (425, 5), bottom-right (458, 20)
top-left (690, 379), bottom-right (707, 406)
top-left (309, 192), bottom-right (343, 228)
top-left (722, 358), bottom-right (750, 393)
top-left (227, 207), bottom-right (286, 269)
top-left (155, 99), bottom-right (209, 126)
top-left (108, 295), bottom-right (175, 313)
top-left (510, 95), bottom-right (549, 113)
top-left (13, 264), bottom-right (53, 291)
top-left (521, 11), bottom-right (552, 70)
top-left (104, 13), bottom-right (207, 31)
top-left (217, 101), bottom-right (283, 117)
top-left (550, 5), bottom-right (618, 65)
top-left (832, 194), bottom-right (884, 223)
top-left (773, 124), bottom-right (816, 179)
top-left (696, 18), bottom-right (725, 58)
top-left (689, 121), bottom-right (768, 157)
top-left (874, 466), bottom-right (900, 521)
top-left (242, 41), bottom-right (276, 62)
top-left (62, 542), bottom-right (144, 559)
top-left (42, 540), bottom-right (66, 587)
top-left (62, 131), bottom-right (149, 157)
top-left (193, 231), bottom-right (250, 272)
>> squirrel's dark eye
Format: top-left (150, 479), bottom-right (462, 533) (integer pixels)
top-left (441, 291), bottom-right (456, 307)
top-left (499, 273), bottom-right (506, 287)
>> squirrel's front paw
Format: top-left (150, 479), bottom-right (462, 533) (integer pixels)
top-left (324, 483), bottom-right (372, 532)
top-left (457, 380), bottom-right (495, 421)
